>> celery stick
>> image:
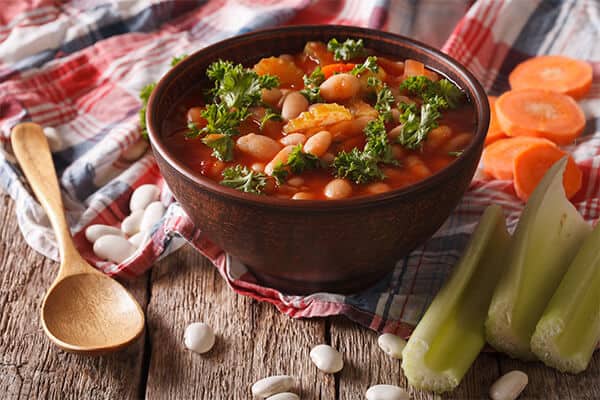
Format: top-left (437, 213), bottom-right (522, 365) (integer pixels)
top-left (531, 221), bottom-right (600, 373)
top-left (485, 157), bottom-right (592, 360)
top-left (402, 205), bottom-right (510, 393)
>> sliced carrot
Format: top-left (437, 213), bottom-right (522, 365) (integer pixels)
top-left (495, 89), bottom-right (586, 145)
top-left (509, 55), bottom-right (593, 99)
top-left (482, 136), bottom-right (557, 180)
top-left (485, 96), bottom-right (508, 146)
top-left (513, 146), bottom-right (581, 201)
top-left (403, 59), bottom-right (425, 79)
top-left (321, 63), bottom-right (356, 79)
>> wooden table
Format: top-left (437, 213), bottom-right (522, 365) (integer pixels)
top-left (1, 192), bottom-right (599, 399)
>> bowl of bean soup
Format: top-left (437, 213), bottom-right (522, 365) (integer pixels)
top-left (146, 25), bottom-right (489, 294)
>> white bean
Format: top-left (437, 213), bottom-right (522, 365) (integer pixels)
top-left (130, 184), bottom-right (160, 212)
top-left (85, 224), bottom-right (124, 243)
top-left (377, 333), bottom-right (406, 359)
top-left (93, 235), bottom-right (136, 264)
top-left (128, 231), bottom-right (148, 247)
top-left (139, 201), bottom-right (165, 232)
top-left (237, 133), bottom-right (282, 161)
top-left (367, 182), bottom-right (392, 195)
top-left (122, 139), bottom-right (148, 161)
top-left (292, 192), bottom-right (315, 200)
top-left (121, 210), bottom-right (144, 235)
top-left (251, 375), bottom-right (295, 398)
top-left (365, 384), bottom-right (409, 400)
top-left (265, 145), bottom-right (295, 176)
top-left (490, 370), bottom-right (528, 400)
top-left (261, 88), bottom-right (283, 107)
top-left (183, 322), bottom-right (215, 354)
top-left (319, 73), bottom-right (360, 102)
top-left (310, 344), bottom-right (343, 373)
top-left (287, 177), bottom-right (304, 187)
top-left (266, 393), bottom-right (299, 400)
top-left (324, 179), bottom-right (352, 199)
top-left (304, 130), bottom-right (332, 157)
top-left (280, 133), bottom-right (307, 146)
top-left (43, 127), bottom-right (62, 151)
top-left (251, 162), bottom-right (266, 173)
top-left (281, 91), bottom-right (309, 121)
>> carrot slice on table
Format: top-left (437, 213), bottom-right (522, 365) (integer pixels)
top-left (509, 55), bottom-right (593, 99)
top-left (482, 136), bottom-right (556, 180)
top-left (513, 146), bottom-right (582, 201)
top-left (485, 96), bottom-right (508, 146)
top-left (321, 63), bottom-right (356, 79)
top-left (495, 89), bottom-right (586, 145)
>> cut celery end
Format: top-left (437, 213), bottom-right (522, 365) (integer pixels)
top-left (531, 220), bottom-right (600, 373)
top-left (402, 205), bottom-right (510, 393)
top-left (485, 157), bottom-right (592, 360)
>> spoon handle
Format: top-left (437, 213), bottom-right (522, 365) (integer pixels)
top-left (11, 123), bottom-right (81, 269)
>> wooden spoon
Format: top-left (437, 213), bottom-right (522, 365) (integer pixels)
top-left (11, 123), bottom-right (145, 355)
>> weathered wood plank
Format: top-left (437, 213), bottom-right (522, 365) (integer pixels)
top-left (144, 247), bottom-right (333, 399)
top-left (0, 194), bottom-right (148, 399)
top-left (498, 350), bottom-right (600, 399)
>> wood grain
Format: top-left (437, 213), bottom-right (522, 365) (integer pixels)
top-left (0, 194), bottom-right (148, 399)
top-left (1, 189), bottom-right (600, 399)
top-left (143, 247), bottom-right (333, 399)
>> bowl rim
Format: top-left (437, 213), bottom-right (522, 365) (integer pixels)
top-left (147, 24), bottom-right (489, 211)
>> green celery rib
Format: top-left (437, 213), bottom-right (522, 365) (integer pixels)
top-left (401, 205), bottom-right (510, 393)
top-left (531, 221), bottom-right (600, 373)
top-left (485, 157), bottom-right (592, 360)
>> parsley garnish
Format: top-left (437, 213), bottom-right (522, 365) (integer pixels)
top-left (368, 77), bottom-right (395, 122)
top-left (300, 66), bottom-right (325, 103)
top-left (196, 103), bottom-right (249, 137)
top-left (332, 116), bottom-right (396, 184)
top-left (400, 76), bottom-right (464, 110)
top-left (260, 109), bottom-right (282, 130)
top-left (272, 144), bottom-right (320, 184)
top-left (220, 165), bottom-right (268, 194)
top-left (139, 82), bottom-right (156, 139)
top-left (327, 38), bottom-right (367, 61)
top-left (202, 134), bottom-right (234, 162)
top-left (350, 56), bottom-right (378, 76)
top-left (395, 102), bottom-right (441, 150)
top-left (170, 54), bottom-right (187, 66)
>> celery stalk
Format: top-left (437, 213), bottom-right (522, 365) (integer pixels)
top-left (401, 205), bottom-right (510, 393)
top-left (531, 221), bottom-right (600, 373)
top-left (485, 157), bottom-right (592, 360)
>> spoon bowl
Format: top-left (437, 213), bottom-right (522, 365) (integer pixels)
top-left (11, 122), bottom-right (145, 355)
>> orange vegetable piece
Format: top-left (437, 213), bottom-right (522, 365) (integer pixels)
top-left (495, 89), bottom-right (586, 146)
top-left (403, 59), bottom-right (425, 79)
top-left (254, 56), bottom-right (304, 88)
top-left (482, 136), bottom-right (557, 180)
top-left (283, 103), bottom-right (352, 133)
top-left (509, 55), bottom-right (593, 99)
top-left (513, 146), bottom-right (582, 201)
top-left (485, 96), bottom-right (507, 146)
top-left (321, 63), bottom-right (356, 79)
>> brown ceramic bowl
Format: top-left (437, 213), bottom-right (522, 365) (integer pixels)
top-left (147, 25), bottom-right (489, 294)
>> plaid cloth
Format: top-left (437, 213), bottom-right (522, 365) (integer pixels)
top-left (1, 0), bottom-right (599, 337)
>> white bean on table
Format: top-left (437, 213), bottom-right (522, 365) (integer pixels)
top-left (130, 183), bottom-right (160, 211)
top-left (85, 224), bottom-right (124, 242)
top-left (251, 375), bottom-right (295, 398)
top-left (140, 201), bottom-right (166, 232)
top-left (92, 234), bottom-right (136, 264)
top-left (377, 333), bottom-right (406, 359)
top-left (183, 322), bottom-right (215, 354)
top-left (309, 344), bottom-right (344, 374)
top-left (489, 370), bottom-right (528, 400)
top-left (365, 384), bottom-right (410, 400)
top-left (121, 209), bottom-right (144, 235)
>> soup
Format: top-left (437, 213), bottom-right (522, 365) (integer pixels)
top-left (162, 38), bottom-right (476, 200)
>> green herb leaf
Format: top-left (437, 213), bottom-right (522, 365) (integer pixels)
top-left (201, 134), bottom-right (234, 161)
top-left (260, 109), bottom-right (282, 130)
top-left (396, 102), bottom-right (441, 149)
top-left (272, 144), bottom-right (321, 184)
top-left (207, 60), bottom-right (279, 110)
top-left (364, 117), bottom-right (395, 164)
top-left (332, 148), bottom-right (385, 184)
top-left (351, 56), bottom-right (378, 75)
top-left (170, 54), bottom-right (187, 66)
top-left (300, 66), bottom-right (325, 103)
top-left (190, 103), bottom-right (248, 137)
top-left (327, 38), bottom-right (367, 61)
top-left (400, 76), bottom-right (464, 110)
top-left (139, 82), bottom-right (157, 139)
top-left (220, 165), bottom-right (268, 194)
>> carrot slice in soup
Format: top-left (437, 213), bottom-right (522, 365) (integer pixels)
top-left (513, 146), bottom-right (581, 201)
top-left (482, 136), bottom-right (556, 180)
top-left (495, 89), bottom-right (586, 145)
top-left (321, 63), bottom-right (356, 79)
top-left (485, 96), bottom-right (507, 146)
top-left (403, 59), bottom-right (425, 78)
top-left (509, 55), bottom-right (593, 99)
